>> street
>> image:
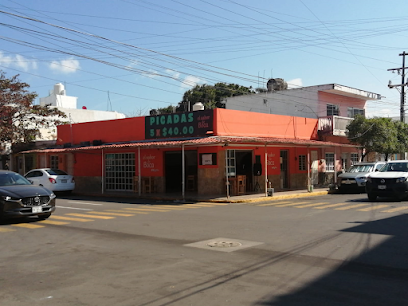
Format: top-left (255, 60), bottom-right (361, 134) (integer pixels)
top-left (1, 193), bottom-right (408, 305)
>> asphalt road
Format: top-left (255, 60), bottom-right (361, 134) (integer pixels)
top-left (1, 193), bottom-right (408, 306)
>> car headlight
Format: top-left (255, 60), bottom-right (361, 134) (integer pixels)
top-left (1, 195), bottom-right (20, 202)
top-left (396, 177), bottom-right (407, 183)
top-left (50, 193), bottom-right (56, 199)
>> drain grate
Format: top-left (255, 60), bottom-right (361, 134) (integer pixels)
top-left (207, 241), bottom-right (242, 248)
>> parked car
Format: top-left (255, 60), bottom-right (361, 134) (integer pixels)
top-left (0, 170), bottom-right (56, 221)
top-left (366, 160), bottom-right (408, 201)
top-left (24, 168), bottom-right (75, 193)
top-left (337, 162), bottom-right (386, 192)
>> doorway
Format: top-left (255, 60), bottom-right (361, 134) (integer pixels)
top-left (165, 150), bottom-right (197, 192)
top-left (235, 151), bottom-right (253, 192)
top-left (280, 150), bottom-right (289, 189)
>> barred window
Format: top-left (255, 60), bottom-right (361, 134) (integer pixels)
top-left (327, 104), bottom-right (339, 116)
top-left (105, 153), bottom-right (135, 191)
top-left (350, 153), bottom-right (359, 165)
top-left (298, 155), bottom-right (306, 171)
top-left (325, 153), bottom-right (335, 172)
top-left (50, 155), bottom-right (58, 169)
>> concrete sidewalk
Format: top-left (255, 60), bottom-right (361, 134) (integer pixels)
top-left (123, 187), bottom-right (330, 203)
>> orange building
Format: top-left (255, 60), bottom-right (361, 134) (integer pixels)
top-left (20, 108), bottom-right (358, 198)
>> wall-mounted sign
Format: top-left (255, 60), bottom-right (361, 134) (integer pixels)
top-left (200, 153), bottom-right (217, 165)
top-left (145, 110), bottom-right (213, 139)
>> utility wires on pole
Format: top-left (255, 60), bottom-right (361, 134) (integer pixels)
top-left (388, 51), bottom-right (407, 123)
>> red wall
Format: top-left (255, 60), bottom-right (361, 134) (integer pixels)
top-left (214, 109), bottom-right (318, 139)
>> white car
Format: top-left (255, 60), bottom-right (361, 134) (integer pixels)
top-left (25, 168), bottom-right (75, 193)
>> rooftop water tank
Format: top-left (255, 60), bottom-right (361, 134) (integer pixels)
top-left (193, 102), bottom-right (204, 111)
top-left (54, 83), bottom-right (65, 95)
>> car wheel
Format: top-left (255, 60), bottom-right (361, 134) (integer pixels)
top-left (367, 193), bottom-right (377, 201)
top-left (38, 213), bottom-right (51, 220)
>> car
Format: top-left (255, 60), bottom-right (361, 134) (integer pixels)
top-left (24, 168), bottom-right (75, 193)
top-left (337, 161), bottom-right (386, 192)
top-left (366, 160), bottom-right (408, 201)
top-left (0, 170), bottom-right (56, 221)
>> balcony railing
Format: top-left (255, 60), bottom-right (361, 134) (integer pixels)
top-left (318, 116), bottom-right (353, 136)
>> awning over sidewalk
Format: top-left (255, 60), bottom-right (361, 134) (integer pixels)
top-left (20, 135), bottom-right (358, 154)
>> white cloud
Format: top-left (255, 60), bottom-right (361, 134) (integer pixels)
top-left (287, 78), bottom-right (302, 89)
top-left (0, 52), bottom-right (37, 71)
top-left (142, 69), bottom-right (160, 79)
top-left (165, 69), bottom-right (180, 80)
top-left (180, 75), bottom-right (202, 89)
top-left (49, 57), bottom-right (80, 73)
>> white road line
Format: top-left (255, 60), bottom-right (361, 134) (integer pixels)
top-left (67, 201), bottom-right (103, 206)
top-left (56, 206), bottom-right (92, 211)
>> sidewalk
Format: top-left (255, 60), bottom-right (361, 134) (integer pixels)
top-left (88, 187), bottom-right (330, 204)
top-left (179, 187), bottom-right (330, 203)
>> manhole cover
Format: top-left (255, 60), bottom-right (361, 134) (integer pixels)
top-left (207, 241), bottom-right (242, 248)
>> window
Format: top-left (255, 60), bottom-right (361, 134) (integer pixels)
top-left (327, 104), bottom-right (339, 116)
top-left (50, 155), bottom-right (58, 169)
top-left (298, 155), bottom-right (306, 171)
top-left (325, 153), bottom-right (335, 172)
top-left (226, 150), bottom-right (236, 176)
top-left (347, 107), bottom-right (365, 118)
top-left (105, 153), bottom-right (135, 191)
top-left (350, 153), bottom-right (359, 165)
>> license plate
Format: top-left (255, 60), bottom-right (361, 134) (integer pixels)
top-left (378, 185), bottom-right (386, 190)
top-left (61, 179), bottom-right (67, 183)
top-left (32, 206), bottom-right (42, 213)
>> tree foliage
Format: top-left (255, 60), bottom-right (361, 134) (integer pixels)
top-left (346, 115), bottom-right (408, 160)
top-left (0, 71), bottom-right (67, 148)
top-left (150, 82), bottom-right (256, 115)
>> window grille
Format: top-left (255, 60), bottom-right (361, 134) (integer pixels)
top-left (298, 155), bottom-right (306, 171)
top-left (105, 153), bottom-right (135, 191)
top-left (327, 104), bottom-right (339, 116)
top-left (325, 153), bottom-right (335, 172)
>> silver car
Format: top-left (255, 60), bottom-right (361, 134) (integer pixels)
top-left (337, 162), bottom-right (386, 192)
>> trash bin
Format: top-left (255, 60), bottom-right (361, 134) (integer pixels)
top-left (267, 188), bottom-right (274, 196)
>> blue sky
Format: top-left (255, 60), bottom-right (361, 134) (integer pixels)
top-left (1, 0), bottom-right (408, 118)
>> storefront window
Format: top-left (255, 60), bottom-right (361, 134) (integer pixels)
top-left (325, 153), bottom-right (335, 172)
top-left (226, 150), bottom-right (236, 176)
top-left (105, 153), bottom-right (135, 191)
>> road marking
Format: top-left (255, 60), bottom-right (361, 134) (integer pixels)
top-left (258, 201), bottom-right (291, 206)
top-left (12, 223), bottom-right (44, 229)
top-left (122, 208), bottom-right (150, 213)
top-left (313, 203), bottom-right (350, 209)
top-left (67, 201), bottom-right (103, 206)
top-left (108, 209), bottom-right (149, 214)
top-left (51, 215), bottom-right (93, 222)
top-left (380, 206), bottom-right (408, 213)
top-left (357, 204), bottom-right (390, 211)
top-left (274, 201), bottom-right (312, 207)
top-left (123, 208), bottom-right (170, 212)
top-left (295, 202), bottom-right (328, 208)
top-left (67, 213), bottom-right (115, 219)
top-left (0, 227), bottom-right (15, 232)
top-left (183, 203), bottom-right (225, 207)
top-left (150, 206), bottom-right (186, 210)
top-left (39, 220), bottom-right (70, 225)
top-left (92, 211), bottom-right (134, 217)
top-left (335, 204), bottom-right (369, 210)
top-left (57, 206), bottom-right (92, 211)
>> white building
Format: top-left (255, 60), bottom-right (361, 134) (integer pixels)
top-left (38, 83), bottom-right (126, 141)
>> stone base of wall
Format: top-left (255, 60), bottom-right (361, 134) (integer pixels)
top-left (74, 176), bottom-right (103, 194)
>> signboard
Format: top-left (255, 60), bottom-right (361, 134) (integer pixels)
top-left (145, 110), bottom-right (213, 139)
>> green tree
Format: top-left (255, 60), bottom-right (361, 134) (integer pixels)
top-left (0, 71), bottom-right (67, 151)
top-left (346, 115), bottom-right (408, 161)
top-left (177, 82), bottom-right (255, 112)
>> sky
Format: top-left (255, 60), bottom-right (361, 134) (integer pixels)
top-left (1, 0), bottom-right (408, 118)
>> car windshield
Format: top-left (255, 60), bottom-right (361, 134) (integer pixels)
top-left (347, 164), bottom-right (374, 173)
top-left (0, 172), bottom-right (32, 186)
top-left (46, 169), bottom-right (68, 175)
top-left (380, 162), bottom-right (408, 172)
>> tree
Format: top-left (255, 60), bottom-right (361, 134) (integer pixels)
top-left (0, 71), bottom-right (67, 151)
top-left (346, 115), bottom-right (408, 161)
top-left (177, 82), bottom-right (256, 112)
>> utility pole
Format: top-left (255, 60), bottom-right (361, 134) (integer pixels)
top-left (388, 51), bottom-right (408, 123)
top-left (388, 52), bottom-right (408, 159)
